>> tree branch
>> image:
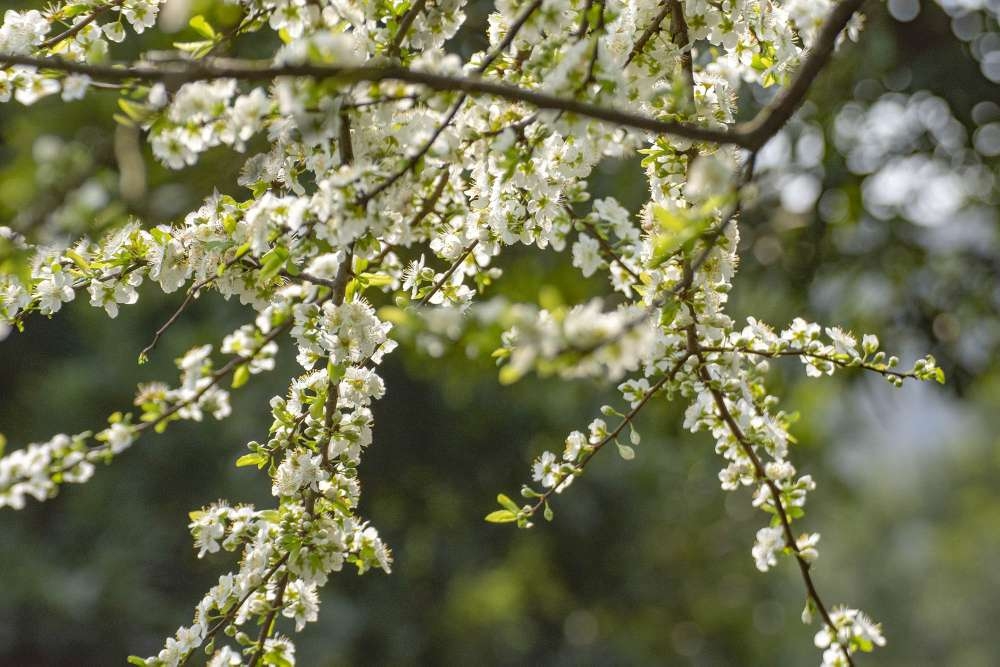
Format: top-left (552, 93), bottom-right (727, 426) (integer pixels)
top-left (0, 0), bottom-right (864, 152)
top-left (38, 1), bottom-right (123, 51)
top-left (526, 353), bottom-right (692, 517)
top-left (0, 55), bottom-right (744, 145)
top-left (388, 0), bottom-right (427, 58)
top-left (687, 325), bottom-right (855, 666)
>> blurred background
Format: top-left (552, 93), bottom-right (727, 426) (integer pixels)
top-left (1, 1), bottom-right (999, 665)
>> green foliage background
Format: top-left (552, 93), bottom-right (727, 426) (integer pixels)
top-left (1, 3), bottom-right (998, 665)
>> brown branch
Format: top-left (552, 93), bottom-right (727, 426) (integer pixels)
top-left (357, 0), bottom-right (544, 205)
top-left (247, 571), bottom-right (290, 667)
top-left (575, 216), bottom-right (641, 283)
top-left (138, 267), bottom-right (229, 362)
top-left (698, 345), bottom-right (921, 380)
top-left (194, 553), bottom-right (290, 659)
top-left (357, 97), bottom-right (461, 205)
top-left (0, 58), bottom-right (740, 146)
top-left (1, 0), bottom-right (864, 152)
top-left (408, 170), bottom-right (450, 231)
top-left (388, 0), bottom-right (428, 58)
top-left (136, 318), bottom-right (292, 435)
top-left (669, 0), bottom-right (694, 94)
top-left (478, 0), bottom-right (544, 73)
top-left (0, 313), bottom-right (295, 499)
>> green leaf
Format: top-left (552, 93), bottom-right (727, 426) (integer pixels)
top-left (65, 249), bottom-right (91, 271)
top-left (117, 98), bottom-right (149, 122)
top-left (113, 113), bottom-right (136, 128)
top-left (649, 204), bottom-right (712, 267)
top-left (231, 364), bottom-right (251, 389)
top-left (149, 228), bottom-right (170, 244)
top-left (543, 503), bottom-right (554, 522)
top-left (496, 493), bottom-right (519, 513)
top-left (344, 278), bottom-right (359, 301)
top-left (263, 652), bottom-right (293, 667)
top-left (188, 510), bottom-right (205, 521)
top-left (174, 40), bottom-right (215, 58)
top-left (659, 299), bottom-right (680, 327)
top-left (236, 453), bottom-right (267, 468)
top-left (935, 367), bottom-right (946, 384)
top-left (359, 272), bottom-right (394, 287)
top-left (498, 365), bottom-right (525, 386)
top-left (127, 657), bottom-right (148, 667)
top-left (258, 246), bottom-right (289, 283)
top-left (484, 509), bottom-right (517, 523)
top-left (189, 15), bottom-right (216, 39)
top-left (233, 242), bottom-right (252, 261)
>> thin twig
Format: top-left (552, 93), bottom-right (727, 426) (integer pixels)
top-left (138, 275), bottom-right (214, 362)
top-left (247, 571), bottom-right (290, 667)
top-left (527, 352), bottom-right (692, 515)
top-left (626, 2), bottom-right (673, 65)
top-left (575, 216), bottom-right (641, 283)
top-left (417, 240), bottom-right (478, 307)
top-left (698, 345), bottom-right (922, 380)
top-left (356, 0), bottom-right (544, 205)
top-left (195, 553), bottom-right (290, 656)
top-left (38, 0), bottom-right (123, 51)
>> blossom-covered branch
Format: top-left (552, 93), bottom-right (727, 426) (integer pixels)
top-left (0, 1), bottom-right (932, 666)
top-left (0, 0), bottom-right (865, 151)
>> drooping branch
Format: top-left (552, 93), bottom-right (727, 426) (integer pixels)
top-left (686, 326), bottom-right (856, 667)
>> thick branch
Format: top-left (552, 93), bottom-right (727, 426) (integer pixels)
top-left (0, 55), bottom-right (746, 146)
top-left (1, 0), bottom-right (863, 151)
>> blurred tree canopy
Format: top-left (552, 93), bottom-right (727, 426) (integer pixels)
top-left (1, 1), bottom-right (999, 665)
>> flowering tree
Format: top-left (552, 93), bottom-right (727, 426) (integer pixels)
top-left (0, 1), bottom-right (955, 665)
